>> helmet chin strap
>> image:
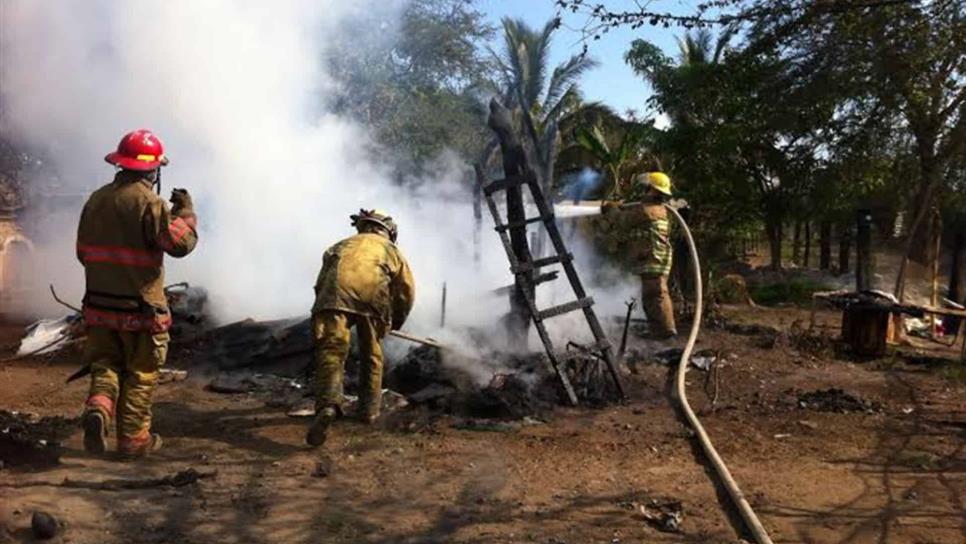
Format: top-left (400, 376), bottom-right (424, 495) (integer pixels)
top-left (156, 167), bottom-right (162, 195)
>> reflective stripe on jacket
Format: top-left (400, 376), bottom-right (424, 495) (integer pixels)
top-left (619, 200), bottom-right (673, 277)
top-left (76, 171), bottom-right (198, 332)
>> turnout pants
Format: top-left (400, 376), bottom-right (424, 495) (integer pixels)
top-left (313, 310), bottom-right (388, 418)
top-left (83, 326), bottom-right (169, 450)
top-left (640, 274), bottom-right (677, 336)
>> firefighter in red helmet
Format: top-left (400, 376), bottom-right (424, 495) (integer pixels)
top-left (77, 129), bottom-right (198, 458)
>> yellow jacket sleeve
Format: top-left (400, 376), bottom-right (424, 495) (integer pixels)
top-left (390, 254), bottom-right (415, 330)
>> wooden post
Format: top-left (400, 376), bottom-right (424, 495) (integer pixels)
top-left (838, 221), bottom-right (852, 275)
top-left (842, 307), bottom-right (890, 357)
top-left (440, 282), bottom-right (447, 329)
top-left (856, 209), bottom-right (873, 291)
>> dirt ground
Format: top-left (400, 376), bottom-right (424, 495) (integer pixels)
top-left (1, 307), bottom-right (964, 544)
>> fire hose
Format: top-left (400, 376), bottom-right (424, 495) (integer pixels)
top-left (665, 204), bottom-right (774, 544)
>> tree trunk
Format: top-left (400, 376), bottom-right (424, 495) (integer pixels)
top-left (838, 221), bottom-right (852, 276)
top-left (792, 221), bottom-right (802, 265)
top-left (488, 99), bottom-right (534, 351)
top-left (803, 221), bottom-right (812, 269)
top-left (948, 231), bottom-right (964, 333)
top-left (907, 168), bottom-right (939, 265)
top-left (819, 221), bottom-right (832, 270)
top-left (895, 161), bottom-right (941, 301)
top-left (766, 219), bottom-right (783, 270)
top-left (856, 209), bottom-right (873, 291)
top-left (950, 231), bottom-right (964, 304)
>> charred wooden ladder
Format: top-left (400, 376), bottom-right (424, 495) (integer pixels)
top-left (483, 174), bottom-right (626, 405)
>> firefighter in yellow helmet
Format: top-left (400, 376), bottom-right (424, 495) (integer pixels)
top-left (307, 209), bottom-right (415, 446)
top-left (603, 172), bottom-right (676, 339)
top-left (78, 129), bottom-right (198, 458)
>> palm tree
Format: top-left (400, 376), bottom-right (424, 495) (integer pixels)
top-left (490, 17), bottom-right (599, 193)
top-left (471, 17), bottom-right (598, 259)
top-left (676, 27), bottom-right (734, 67)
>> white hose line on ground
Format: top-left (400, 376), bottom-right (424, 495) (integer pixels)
top-left (665, 204), bottom-right (774, 544)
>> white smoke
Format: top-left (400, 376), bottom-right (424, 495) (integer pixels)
top-left (0, 0), bottom-right (639, 350)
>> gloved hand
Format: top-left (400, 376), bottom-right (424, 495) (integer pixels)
top-left (169, 188), bottom-right (194, 218)
top-left (391, 311), bottom-right (407, 331)
top-left (600, 200), bottom-right (623, 215)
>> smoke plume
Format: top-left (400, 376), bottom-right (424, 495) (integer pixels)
top-left (0, 0), bottom-right (637, 351)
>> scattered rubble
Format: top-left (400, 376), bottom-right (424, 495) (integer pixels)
top-left (312, 458), bottom-right (332, 478)
top-left (0, 410), bottom-right (76, 470)
top-left (191, 318), bottom-right (310, 376)
top-left (387, 345), bottom-right (564, 418)
top-left (795, 388), bottom-right (881, 414)
top-left (206, 372), bottom-right (303, 396)
top-left (158, 368), bottom-right (188, 384)
top-left (30, 511), bottom-right (58, 540)
top-left (638, 499), bottom-right (684, 533)
top-left (15, 316), bottom-right (80, 357)
top-left (451, 416), bottom-right (545, 433)
top-left (283, 391), bottom-right (410, 419)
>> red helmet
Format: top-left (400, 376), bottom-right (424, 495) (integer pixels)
top-left (104, 129), bottom-right (169, 171)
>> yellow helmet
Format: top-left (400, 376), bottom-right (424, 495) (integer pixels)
top-left (634, 171), bottom-right (672, 196)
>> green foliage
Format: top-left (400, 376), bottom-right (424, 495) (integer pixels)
top-left (750, 279), bottom-right (832, 307)
top-left (625, 27), bottom-right (821, 263)
top-left (570, 121), bottom-right (655, 198)
top-left (326, 0), bottom-right (496, 172)
top-left (747, 0), bottom-right (966, 254)
top-left (490, 17), bottom-right (599, 191)
top-left (614, 1), bottom-right (966, 268)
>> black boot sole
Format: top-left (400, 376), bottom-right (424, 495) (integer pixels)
top-left (306, 411), bottom-right (336, 447)
top-left (82, 412), bottom-right (108, 455)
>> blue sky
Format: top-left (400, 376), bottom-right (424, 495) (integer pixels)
top-left (479, 0), bottom-right (694, 117)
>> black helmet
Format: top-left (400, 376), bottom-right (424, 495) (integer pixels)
top-left (350, 209), bottom-right (398, 242)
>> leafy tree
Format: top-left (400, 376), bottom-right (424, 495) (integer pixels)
top-left (747, 0), bottom-right (965, 294)
top-left (626, 27), bottom-right (829, 268)
top-left (326, 0), bottom-right (496, 172)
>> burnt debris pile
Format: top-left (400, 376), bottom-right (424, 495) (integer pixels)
top-left (386, 345), bottom-right (561, 419)
top-left (187, 317), bottom-right (619, 421)
top-left (0, 410), bottom-right (77, 470)
top-left (795, 388), bottom-right (882, 414)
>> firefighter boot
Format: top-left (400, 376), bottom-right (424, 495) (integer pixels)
top-left (82, 410), bottom-right (109, 455)
top-left (306, 406), bottom-right (338, 447)
top-left (82, 394), bottom-right (115, 455)
top-left (117, 431), bottom-right (163, 460)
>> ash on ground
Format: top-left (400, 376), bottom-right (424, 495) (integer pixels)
top-left (795, 388), bottom-right (882, 414)
top-left (0, 410), bottom-right (77, 470)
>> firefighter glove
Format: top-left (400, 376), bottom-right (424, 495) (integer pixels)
top-left (170, 188), bottom-right (194, 217)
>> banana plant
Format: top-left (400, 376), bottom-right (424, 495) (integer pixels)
top-left (573, 122), bottom-right (652, 199)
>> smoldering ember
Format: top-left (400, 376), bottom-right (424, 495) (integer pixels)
top-left (0, 2), bottom-right (964, 544)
